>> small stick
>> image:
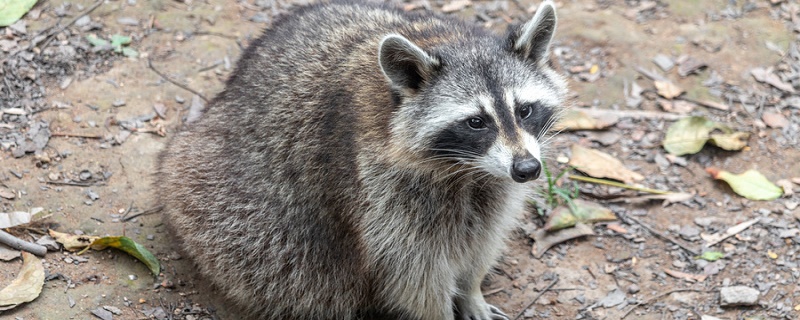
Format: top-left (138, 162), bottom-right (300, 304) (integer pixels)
top-left (579, 108), bottom-right (684, 121)
top-left (621, 288), bottom-right (708, 318)
top-left (569, 175), bottom-right (671, 195)
top-left (0, 230), bottom-right (47, 256)
top-left (45, 180), bottom-right (102, 187)
top-left (122, 205), bottom-right (164, 222)
top-left (147, 58), bottom-right (209, 103)
top-left (619, 213), bottom-right (699, 256)
top-left (513, 276), bottom-right (559, 320)
top-left (38, 0), bottom-right (105, 50)
top-left (51, 132), bottom-right (104, 139)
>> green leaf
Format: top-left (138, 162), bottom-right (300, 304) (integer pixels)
top-left (86, 236), bottom-right (161, 276)
top-left (706, 168), bottom-right (783, 201)
top-left (697, 251), bottom-right (724, 262)
top-left (663, 116), bottom-right (718, 155)
top-left (86, 35), bottom-right (110, 48)
top-left (110, 34), bottom-right (132, 47)
top-left (0, 0), bottom-right (37, 27)
top-left (121, 47), bottom-right (139, 58)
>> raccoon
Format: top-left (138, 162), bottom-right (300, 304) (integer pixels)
top-left (157, 0), bottom-right (567, 319)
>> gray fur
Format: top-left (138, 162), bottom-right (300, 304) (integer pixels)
top-left (157, 1), bottom-right (566, 319)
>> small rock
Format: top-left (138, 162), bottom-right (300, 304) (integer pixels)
top-left (36, 235), bottom-right (59, 251)
top-left (720, 286), bottom-right (759, 306)
top-left (146, 234), bottom-right (155, 240)
top-left (68, 294), bottom-right (76, 308)
top-left (627, 284), bottom-right (640, 294)
top-left (652, 54), bottom-right (674, 72)
top-left (112, 99), bottom-right (126, 108)
top-left (86, 189), bottom-right (100, 201)
top-left (75, 15), bottom-right (91, 27)
top-left (701, 315), bottom-right (723, 320)
top-left (128, 274), bottom-right (138, 281)
top-left (103, 306), bottom-right (122, 315)
top-left (91, 307), bottom-right (114, 320)
top-left (762, 112), bottom-right (790, 129)
top-left (678, 225), bottom-right (700, 240)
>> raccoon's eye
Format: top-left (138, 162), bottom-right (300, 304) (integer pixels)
top-left (519, 104), bottom-right (533, 120)
top-left (467, 117), bottom-right (486, 130)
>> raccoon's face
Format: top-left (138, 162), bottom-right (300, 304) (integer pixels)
top-left (379, 1), bottom-right (565, 183)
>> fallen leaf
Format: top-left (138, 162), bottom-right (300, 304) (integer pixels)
top-left (553, 109), bottom-right (618, 131)
top-left (697, 251), bottom-right (724, 262)
top-left (658, 99), bottom-right (695, 114)
top-left (706, 168), bottom-right (783, 201)
top-left (751, 67), bottom-right (796, 93)
top-left (441, 0), bottom-right (470, 13)
top-left (606, 223), bottom-right (628, 234)
top-left (762, 112), bottom-right (790, 128)
top-left (48, 229), bottom-right (100, 251)
top-left (664, 268), bottom-right (707, 282)
top-left (532, 223), bottom-right (594, 258)
top-left (569, 144), bottom-right (644, 183)
top-left (709, 131), bottom-right (750, 151)
top-left (0, 211), bottom-right (31, 228)
top-left (0, 251), bottom-right (45, 311)
top-left (663, 116), bottom-right (748, 155)
top-left (610, 192), bottom-right (694, 206)
top-left (0, 0), bottom-right (38, 27)
top-left (544, 200), bottom-right (616, 231)
top-left (654, 80), bottom-right (684, 99)
top-left (0, 245), bottom-right (20, 261)
top-left (775, 179), bottom-right (794, 196)
top-left (84, 236), bottom-right (161, 276)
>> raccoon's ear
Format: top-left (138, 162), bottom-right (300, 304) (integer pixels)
top-left (378, 34), bottom-right (440, 91)
top-left (509, 0), bottom-right (557, 65)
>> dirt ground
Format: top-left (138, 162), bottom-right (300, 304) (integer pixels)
top-left (1, 0), bottom-right (799, 319)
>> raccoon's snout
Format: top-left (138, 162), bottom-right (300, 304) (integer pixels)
top-left (511, 156), bottom-right (541, 183)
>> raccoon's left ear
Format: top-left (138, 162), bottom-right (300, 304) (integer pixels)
top-left (379, 34), bottom-right (440, 92)
top-left (509, 0), bottom-right (557, 66)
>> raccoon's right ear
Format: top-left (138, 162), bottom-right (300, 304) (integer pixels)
top-left (378, 34), bottom-right (440, 92)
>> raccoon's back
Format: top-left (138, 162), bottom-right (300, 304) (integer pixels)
top-left (155, 3), bottom-right (413, 319)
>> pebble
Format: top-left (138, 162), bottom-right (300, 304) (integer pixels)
top-left (627, 284), bottom-right (640, 294)
top-left (103, 306), bottom-right (122, 315)
top-left (719, 286), bottom-right (760, 306)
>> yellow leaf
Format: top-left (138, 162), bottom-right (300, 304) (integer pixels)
top-left (589, 64), bottom-right (599, 74)
top-left (48, 229), bottom-right (99, 252)
top-left (569, 144), bottom-right (644, 183)
top-left (0, 252), bottom-right (44, 311)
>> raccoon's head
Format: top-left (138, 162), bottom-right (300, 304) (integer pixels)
top-left (379, 1), bottom-right (566, 183)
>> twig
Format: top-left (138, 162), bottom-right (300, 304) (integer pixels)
top-left (568, 175), bottom-right (671, 195)
top-left (38, 0), bottom-right (105, 50)
top-left (618, 213), bottom-right (699, 256)
top-left (147, 58), bottom-right (209, 103)
top-left (0, 229), bottom-right (47, 256)
top-left (51, 132), bottom-right (104, 139)
top-left (122, 205), bottom-right (165, 222)
top-left (703, 217), bottom-right (760, 247)
top-left (513, 276), bottom-right (559, 320)
top-left (45, 180), bottom-right (103, 187)
top-left (621, 288), bottom-right (708, 318)
top-left (579, 108), bottom-right (684, 121)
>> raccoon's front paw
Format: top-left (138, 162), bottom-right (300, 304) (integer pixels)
top-left (455, 300), bottom-right (509, 320)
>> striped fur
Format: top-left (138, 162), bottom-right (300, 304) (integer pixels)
top-left (157, 1), bottom-right (566, 319)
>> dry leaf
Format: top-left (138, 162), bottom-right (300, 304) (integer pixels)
top-left (606, 223), bottom-right (628, 234)
top-left (0, 251), bottom-right (45, 311)
top-left (543, 200), bottom-right (616, 231)
top-left (751, 67), bottom-right (796, 93)
top-left (664, 268), bottom-right (707, 282)
top-left (553, 109), bottom-right (619, 131)
top-left (658, 99), bottom-right (695, 113)
top-left (532, 223), bottom-right (594, 258)
top-left (49, 229), bottom-right (100, 252)
top-left (569, 144), bottom-right (644, 183)
top-left (762, 112), bottom-right (790, 128)
top-left (441, 0), bottom-right (471, 13)
top-left (654, 80), bottom-right (684, 99)
top-left (709, 131), bottom-right (750, 151)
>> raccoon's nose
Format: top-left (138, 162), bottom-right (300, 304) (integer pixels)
top-left (511, 158), bottom-right (541, 183)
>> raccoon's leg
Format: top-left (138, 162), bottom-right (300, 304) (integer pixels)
top-left (453, 271), bottom-right (509, 320)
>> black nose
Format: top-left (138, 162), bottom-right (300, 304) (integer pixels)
top-left (511, 158), bottom-right (541, 183)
